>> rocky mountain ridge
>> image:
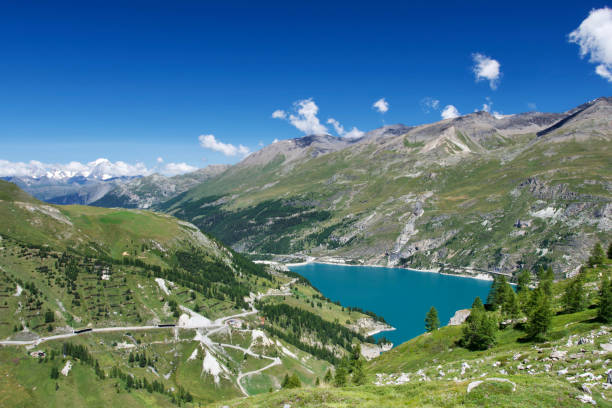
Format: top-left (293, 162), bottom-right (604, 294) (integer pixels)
top-left (160, 97), bottom-right (612, 279)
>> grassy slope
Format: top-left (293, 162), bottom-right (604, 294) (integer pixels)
top-left (0, 181), bottom-right (376, 407)
top-left (217, 261), bottom-right (612, 407)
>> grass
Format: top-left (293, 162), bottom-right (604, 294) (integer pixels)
top-left (214, 376), bottom-right (589, 408)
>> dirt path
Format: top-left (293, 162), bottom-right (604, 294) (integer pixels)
top-left (0, 276), bottom-right (299, 397)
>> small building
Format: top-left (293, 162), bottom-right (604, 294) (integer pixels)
top-left (30, 350), bottom-right (45, 358)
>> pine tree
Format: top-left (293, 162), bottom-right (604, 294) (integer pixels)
top-left (607, 242), bottom-right (612, 260)
top-left (334, 365), bottom-right (347, 387)
top-left (540, 267), bottom-right (554, 297)
top-left (315, 377), bottom-right (320, 386)
top-left (503, 288), bottom-right (521, 319)
top-left (425, 306), bottom-right (440, 332)
top-left (526, 288), bottom-right (552, 340)
top-left (517, 270), bottom-right (530, 293)
top-left (50, 366), bottom-right (60, 379)
top-left (589, 243), bottom-right (606, 267)
top-left (283, 373), bottom-right (301, 389)
top-left (351, 343), bottom-right (361, 362)
top-left (487, 276), bottom-right (503, 309)
top-left (598, 275), bottom-right (612, 323)
top-left (352, 360), bottom-right (366, 385)
top-left (462, 297), bottom-right (497, 350)
top-left (471, 296), bottom-right (484, 312)
top-left (562, 270), bottom-right (587, 313)
top-left (324, 368), bottom-right (333, 383)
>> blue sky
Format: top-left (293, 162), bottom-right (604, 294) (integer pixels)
top-left (0, 1), bottom-right (610, 176)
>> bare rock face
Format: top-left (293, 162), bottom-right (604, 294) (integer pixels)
top-left (448, 309), bottom-right (471, 326)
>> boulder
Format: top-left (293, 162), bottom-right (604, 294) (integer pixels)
top-left (448, 309), bottom-right (471, 326)
top-left (550, 350), bottom-right (567, 360)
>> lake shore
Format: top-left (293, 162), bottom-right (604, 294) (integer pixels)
top-left (285, 259), bottom-right (495, 282)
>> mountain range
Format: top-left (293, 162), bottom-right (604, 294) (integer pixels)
top-left (9, 97), bottom-right (611, 278)
top-left (159, 97), bottom-right (612, 277)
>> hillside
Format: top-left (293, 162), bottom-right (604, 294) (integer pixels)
top-left (159, 97), bottom-right (612, 278)
top-left (215, 254), bottom-right (612, 407)
top-left (0, 181), bottom-right (384, 407)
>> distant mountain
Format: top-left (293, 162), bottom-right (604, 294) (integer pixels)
top-left (3, 164), bottom-right (230, 208)
top-left (1, 174), bottom-right (135, 205)
top-left (90, 164), bottom-right (230, 208)
top-left (160, 97), bottom-right (612, 277)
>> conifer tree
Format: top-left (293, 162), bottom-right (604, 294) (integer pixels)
top-left (562, 270), bottom-right (587, 313)
top-left (487, 276), bottom-right (503, 308)
top-left (351, 343), bottom-right (361, 362)
top-left (282, 373), bottom-right (301, 388)
top-left (50, 366), bottom-right (60, 379)
top-left (517, 270), bottom-right (530, 293)
top-left (334, 365), bottom-right (347, 387)
top-left (352, 359), bottom-right (366, 385)
top-left (462, 296), bottom-right (497, 350)
top-left (598, 275), bottom-right (612, 323)
top-left (425, 306), bottom-right (440, 332)
top-left (503, 288), bottom-right (521, 319)
top-left (526, 288), bottom-right (552, 340)
top-left (540, 267), bottom-right (554, 297)
top-left (471, 296), bottom-right (484, 312)
top-left (589, 243), bottom-right (606, 267)
top-left (607, 242), bottom-right (612, 260)
top-left (324, 368), bottom-right (333, 383)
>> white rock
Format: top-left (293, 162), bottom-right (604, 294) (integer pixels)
top-left (576, 394), bottom-right (596, 405)
top-left (600, 343), bottom-right (612, 352)
top-left (550, 350), bottom-right (567, 360)
top-left (61, 360), bottom-right (72, 376)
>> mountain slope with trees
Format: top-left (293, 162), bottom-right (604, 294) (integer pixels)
top-left (159, 97), bottom-right (612, 279)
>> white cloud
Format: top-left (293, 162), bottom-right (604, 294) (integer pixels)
top-left (0, 158), bottom-right (150, 180)
top-left (198, 134), bottom-right (250, 157)
top-left (326, 118), bottom-right (344, 135)
top-left (272, 99), bottom-right (328, 135)
top-left (481, 97), bottom-right (493, 113)
top-left (421, 97), bottom-right (440, 113)
top-left (372, 98), bottom-right (389, 113)
top-left (595, 64), bottom-right (612, 81)
top-left (288, 99), bottom-right (328, 135)
top-left (441, 105), bottom-right (460, 119)
top-left (569, 7), bottom-right (612, 82)
top-left (156, 157), bottom-right (164, 163)
top-left (272, 138), bottom-right (279, 144)
top-left (480, 97), bottom-right (505, 119)
top-left (326, 118), bottom-right (364, 139)
top-left (472, 53), bottom-right (501, 89)
top-left (162, 162), bottom-right (198, 176)
top-left (527, 102), bottom-right (537, 111)
top-left (271, 109), bottom-right (286, 119)
top-left (344, 127), bottom-right (365, 139)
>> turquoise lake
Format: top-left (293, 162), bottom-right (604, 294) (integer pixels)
top-left (288, 263), bottom-right (492, 346)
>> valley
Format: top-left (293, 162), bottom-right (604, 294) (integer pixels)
top-left (0, 98), bottom-right (610, 408)
top-left (156, 98), bottom-right (611, 279)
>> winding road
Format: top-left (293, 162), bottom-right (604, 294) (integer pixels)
top-left (0, 277), bottom-right (299, 397)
